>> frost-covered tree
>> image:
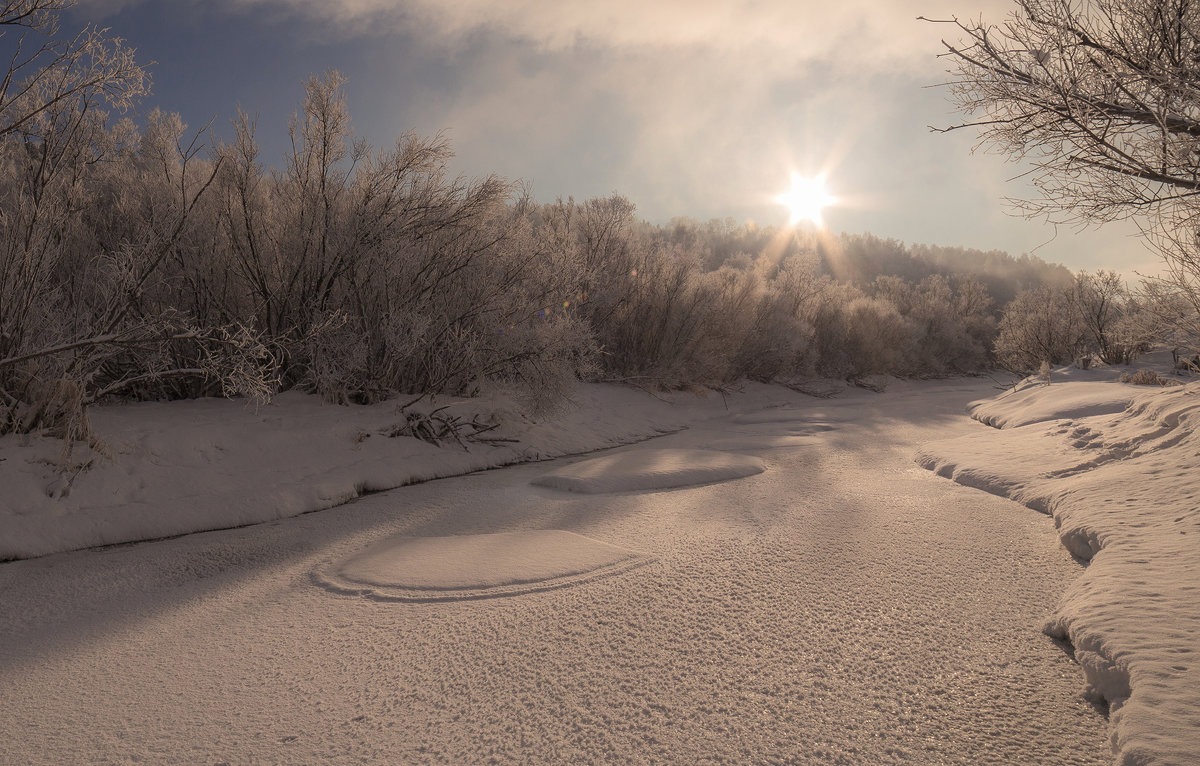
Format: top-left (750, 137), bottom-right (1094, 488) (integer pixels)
top-left (1071, 269), bottom-right (1136, 363)
top-left (872, 274), bottom-right (995, 374)
top-left (0, 1), bottom-right (246, 440)
top-left (994, 286), bottom-right (1086, 372)
top-left (213, 73), bottom-right (596, 407)
top-left (930, 0), bottom-right (1200, 313)
top-left (1124, 280), bottom-right (1200, 363)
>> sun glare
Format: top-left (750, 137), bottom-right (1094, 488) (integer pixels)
top-left (776, 173), bottom-right (834, 226)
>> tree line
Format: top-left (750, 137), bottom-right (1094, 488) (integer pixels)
top-left (3, 0), bottom-right (1196, 444)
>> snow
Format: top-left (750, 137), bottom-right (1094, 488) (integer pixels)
top-left (970, 380), bottom-right (1135, 429)
top-left (531, 448), bottom-right (765, 494)
top-left (0, 377), bottom-right (1114, 764)
top-left (917, 366), bottom-right (1200, 766)
top-left (314, 530), bottom-right (652, 601)
top-left (732, 408), bottom-right (820, 424)
top-left (4, 372), bottom-right (1197, 763)
top-left (0, 383), bottom-right (806, 560)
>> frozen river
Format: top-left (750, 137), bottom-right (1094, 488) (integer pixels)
top-left (0, 380), bottom-right (1110, 764)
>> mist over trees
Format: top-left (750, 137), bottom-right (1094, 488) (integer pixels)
top-left (0, 0), bottom-right (1155, 442)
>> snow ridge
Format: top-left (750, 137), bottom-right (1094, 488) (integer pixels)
top-left (917, 375), bottom-right (1200, 766)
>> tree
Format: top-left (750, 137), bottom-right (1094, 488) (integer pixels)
top-left (1123, 279), bottom-right (1199, 360)
top-left (0, 2), bottom-right (263, 441)
top-left (928, 0), bottom-right (1200, 328)
top-left (0, 1), bottom-right (148, 141)
top-left (1071, 269), bottom-right (1136, 363)
top-left (1, 0), bottom-right (150, 370)
top-left (993, 286), bottom-right (1086, 372)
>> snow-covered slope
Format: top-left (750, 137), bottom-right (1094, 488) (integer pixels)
top-left (917, 372), bottom-right (1200, 766)
top-left (0, 383), bottom-right (807, 560)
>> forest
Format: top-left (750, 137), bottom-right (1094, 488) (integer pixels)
top-left (0, 4), bottom-right (1188, 442)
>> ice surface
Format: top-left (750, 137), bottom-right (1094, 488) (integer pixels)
top-left (530, 448), bottom-right (765, 493)
top-left (315, 530), bottom-right (652, 601)
top-left (917, 369), bottom-right (1200, 765)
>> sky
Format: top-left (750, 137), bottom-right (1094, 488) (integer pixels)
top-left (65, 0), bottom-right (1158, 275)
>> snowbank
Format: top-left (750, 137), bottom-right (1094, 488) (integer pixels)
top-left (0, 383), bottom-right (810, 560)
top-left (969, 380), bottom-right (1136, 429)
top-left (917, 373), bottom-right (1200, 766)
top-left (531, 448), bottom-right (765, 494)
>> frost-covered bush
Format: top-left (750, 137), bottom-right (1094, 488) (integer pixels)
top-left (994, 287), bottom-right (1085, 373)
top-left (538, 196), bottom-right (729, 385)
top-left (201, 76), bottom-right (600, 410)
top-left (0, 5), bottom-right (279, 439)
top-left (1071, 270), bottom-right (1138, 365)
top-left (839, 296), bottom-right (911, 377)
top-left (724, 256), bottom-right (821, 381)
top-left (872, 274), bottom-right (994, 375)
top-left (1123, 281), bottom-right (1200, 362)
top-left (1119, 369), bottom-right (1182, 386)
top-left (2, 3), bottom-right (1064, 443)
top-left (802, 284), bottom-right (912, 378)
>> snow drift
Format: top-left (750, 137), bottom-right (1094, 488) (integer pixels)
top-left (314, 530), bottom-right (653, 602)
top-left (917, 374), bottom-right (1200, 766)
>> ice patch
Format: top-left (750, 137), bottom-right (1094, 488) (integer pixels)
top-left (531, 448), bottom-right (765, 494)
top-left (314, 530), bottom-right (652, 602)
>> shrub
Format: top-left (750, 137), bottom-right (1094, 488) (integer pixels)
top-left (1119, 369), bottom-right (1183, 387)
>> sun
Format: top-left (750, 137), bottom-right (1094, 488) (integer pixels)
top-left (776, 173), bottom-right (835, 226)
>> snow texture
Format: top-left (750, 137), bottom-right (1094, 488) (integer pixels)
top-left (0, 383), bottom-right (806, 560)
top-left (917, 366), bottom-right (1200, 766)
top-left (0, 378), bottom-right (1113, 764)
top-left (314, 530), bottom-right (652, 601)
top-left (531, 448), bottom-right (765, 494)
top-left (969, 380), bottom-right (1135, 429)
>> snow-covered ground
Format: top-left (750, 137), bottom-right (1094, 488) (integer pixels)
top-left (0, 383), bottom-right (799, 560)
top-left (917, 360), bottom-right (1200, 766)
top-left (531, 448), bottom-right (765, 494)
top-left (0, 378), bottom-right (1115, 764)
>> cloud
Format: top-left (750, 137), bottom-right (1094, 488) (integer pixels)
top-left (77, 0), bottom-right (1091, 262)
top-left (85, 0), bottom-right (1014, 73)
top-left (288, 2), bottom-right (1017, 233)
top-left (74, 0), bottom-right (147, 16)
top-left (76, 0), bottom-right (1023, 87)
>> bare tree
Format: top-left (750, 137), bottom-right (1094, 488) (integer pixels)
top-left (1071, 269), bottom-right (1136, 362)
top-left (929, 0), bottom-right (1200, 220)
top-left (927, 0), bottom-right (1200, 334)
top-left (1, 1), bottom-right (148, 140)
